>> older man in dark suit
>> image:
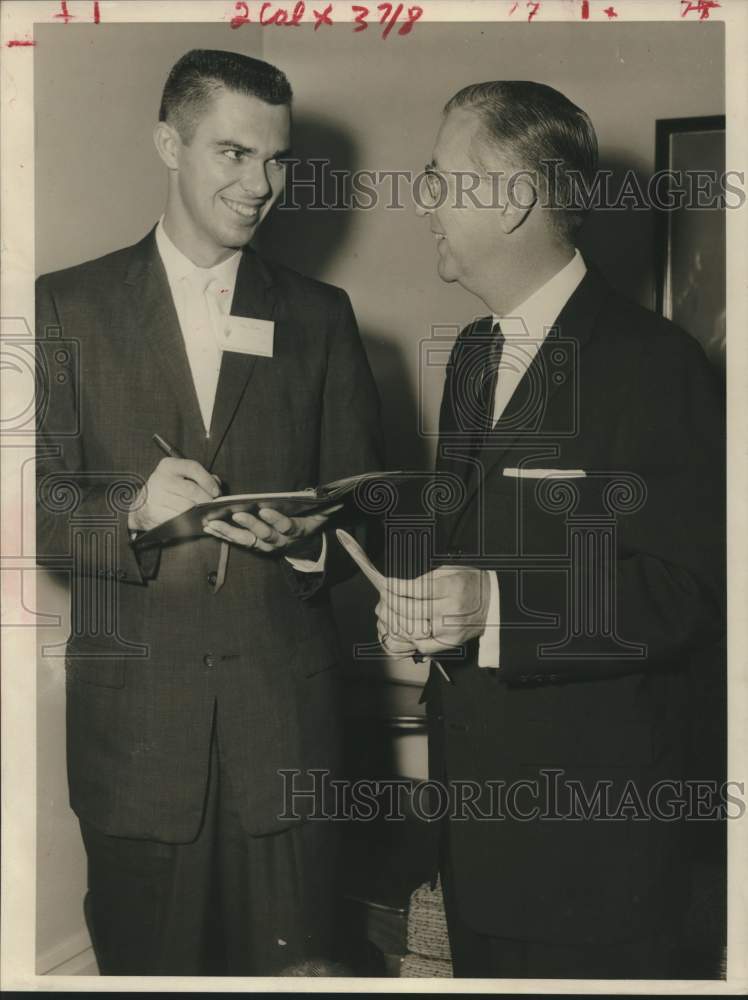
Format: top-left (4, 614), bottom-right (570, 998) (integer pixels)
top-left (374, 82), bottom-right (724, 978)
top-left (36, 49), bottom-right (382, 975)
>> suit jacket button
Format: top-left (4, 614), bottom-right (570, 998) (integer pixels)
top-left (207, 571), bottom-right (217, 587)
top-left (203, 653), bottom-right (215, 669)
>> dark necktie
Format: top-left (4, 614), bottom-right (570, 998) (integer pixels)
top-left (476, 320), bottom-right (505, 448)
top-left (437, 319), bottom-right (505, 493)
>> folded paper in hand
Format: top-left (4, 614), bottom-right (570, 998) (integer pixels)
top-left (335, 528), bottom-right (386, 591)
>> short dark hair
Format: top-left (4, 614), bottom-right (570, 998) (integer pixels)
top-left (159, 49), bottom-right (293, 142)
top-left (444, 81), bottom-right (598, 242)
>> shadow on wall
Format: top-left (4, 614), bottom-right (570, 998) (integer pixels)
top-left (259, 112), bottom-right (430, 473)
top-left (364, 326), bottom-right (431, 472)
top-left (259, 114), bottom-right (429, 674)
top-left (577, 152), bottom-right (655, 310)
top-left (260, 113), bottom-right (357, 279)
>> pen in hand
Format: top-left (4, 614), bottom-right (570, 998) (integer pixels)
top-left (152, 433), bottom-right (222, 489)
top-left (152, 432), bottom-right (185, 460)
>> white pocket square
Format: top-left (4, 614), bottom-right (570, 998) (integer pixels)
top-left (502, 468), bottom-right (587, 479)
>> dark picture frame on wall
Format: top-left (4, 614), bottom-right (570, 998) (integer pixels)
top-left (654, 114), bottom-right (728, 981)
top-left (654, 115), bottom-right (726, 372)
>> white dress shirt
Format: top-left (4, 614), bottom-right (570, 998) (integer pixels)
top-left (155, 220), bottom-right (326, 572)
top-left (477, 249), bottom-right (587, 667)
top-left (156, 220), bottom-right (241, 434)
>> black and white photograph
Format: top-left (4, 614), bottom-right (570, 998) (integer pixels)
top-left (1, 0), bottom-right (746, 991)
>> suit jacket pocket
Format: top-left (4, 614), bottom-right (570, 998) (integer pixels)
top-left (65, 655), bottom-right (125, 689)
top-left (292, 632), bottom-right (340, 678)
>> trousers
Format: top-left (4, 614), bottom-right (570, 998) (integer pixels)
top-left (439, 828), bottom-right (684, 980)
top-left (80, 708), bottom-right (337, 976)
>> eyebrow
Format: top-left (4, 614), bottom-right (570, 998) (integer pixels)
top-left (213, 140), bottom-right (293, 159)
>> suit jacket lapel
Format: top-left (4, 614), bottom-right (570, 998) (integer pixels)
top-left (123, 229), bottom-right (206, 458)
top-left (205, 248), bottom-right (278, 469)
top-left (445, 268), bottom-right (610, 545)
top-left (434, 318), bottom-right (493, 550)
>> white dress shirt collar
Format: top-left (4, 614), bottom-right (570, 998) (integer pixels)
top-left (488, 249), bottom-right (587, 429)
top-left (494, 248), bottom-right (587, 340)
top-left (155, 217), bottom-right (242, 293)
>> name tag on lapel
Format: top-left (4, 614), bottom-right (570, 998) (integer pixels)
top-left (220, 316), bottom-right (274, 358)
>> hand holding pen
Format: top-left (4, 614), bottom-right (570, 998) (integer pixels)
top-left (127, 434), bottom-right (221, 533)
top-left (145, 436), bottom-right (338, 562)
top-left (141, 435), bottom-right (230, 593)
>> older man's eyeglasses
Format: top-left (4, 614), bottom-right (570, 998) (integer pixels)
top-left (421, 161), bottom-right (497, 208)
top-left (422, 162), bottom-right (448, 205)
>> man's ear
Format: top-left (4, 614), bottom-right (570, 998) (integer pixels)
top-left (153, 120), bottom-right (181, 171)
top-left (499, 172), bottom-right (537, 234)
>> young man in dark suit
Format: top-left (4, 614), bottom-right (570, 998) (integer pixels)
top-left (36, 49), bottom-right (382, 975)
top-left (373, 82), bottom-right (725, 978)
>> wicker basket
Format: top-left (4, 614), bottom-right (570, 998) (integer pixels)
top-left (402, 876), bottom-right (453, 976)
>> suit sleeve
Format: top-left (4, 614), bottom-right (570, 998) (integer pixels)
top-left (495, 332), bottom-right (725, 683)
top-left (281, 288), bottom-right (384, 600)
top-left (35, 275), bottom-right (158, 586)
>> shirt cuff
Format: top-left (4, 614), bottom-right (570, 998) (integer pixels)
top-left (477, 570), bottom-right (501, 668)
top-left (286, 532), bottom-right (327, 574)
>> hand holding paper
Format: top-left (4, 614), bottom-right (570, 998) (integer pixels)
top-left (336, 529), bottom-right (455, 679)
top-left (206, 503), bottom-right (343, 555)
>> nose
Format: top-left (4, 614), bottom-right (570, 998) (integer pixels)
top-left (415, 200), bottom-right (431, 218)
top-left (238, 160), bottom-right (271, 200)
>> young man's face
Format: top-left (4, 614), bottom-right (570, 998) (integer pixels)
top-left (418, 108), bottom-right (509, 294)
top-left (169, 87), bottom-right (291, 262)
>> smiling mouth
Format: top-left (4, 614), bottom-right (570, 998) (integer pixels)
top-left (221, 196), bottom-right (261, 222)
top-left (433, 232), bottom-right (446, 241)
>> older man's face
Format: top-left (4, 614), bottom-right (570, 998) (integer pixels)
top-left (418, 108), bottom-right (510, 295)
